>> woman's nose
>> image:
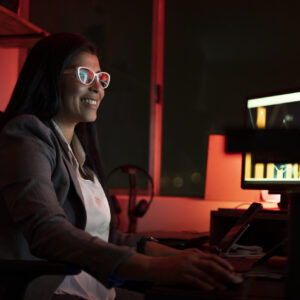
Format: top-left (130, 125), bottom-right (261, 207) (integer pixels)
top-left (89, 78), bottom-right (102, 93)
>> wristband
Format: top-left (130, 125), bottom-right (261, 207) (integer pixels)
top-left (137, 236), bottom-right (159, 253)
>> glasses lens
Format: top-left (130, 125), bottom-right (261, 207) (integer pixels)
top-left (99, 72), bottom-right (110, 89)
top-left (78, 68), bottom-right (94, 85)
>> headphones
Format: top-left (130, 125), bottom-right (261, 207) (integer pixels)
top-left (107, 164), bottom-right (154, 218)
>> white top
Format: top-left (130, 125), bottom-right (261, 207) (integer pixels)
top-left (52, 121), bottom-right (115, 300)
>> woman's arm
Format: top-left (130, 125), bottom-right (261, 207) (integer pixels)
top-left (143, 240), bottom-right (182, 256)
top-left (0, 115), bottom-right (136, 287)
top-left (114, 250), bottom-right (242, 291)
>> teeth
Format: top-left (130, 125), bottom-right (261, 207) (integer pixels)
top-left (81, 98), bottom-right (97, 105)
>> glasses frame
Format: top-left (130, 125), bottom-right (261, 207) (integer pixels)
top-left (76, 66), bottom-right (111, 89)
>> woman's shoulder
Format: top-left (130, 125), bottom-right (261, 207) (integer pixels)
top-left (4, 113), bottom-right (46, 126)
top-left (3, 114), bottom-right (51, 133)
top-left (0, 114), bottom-right (57, 147)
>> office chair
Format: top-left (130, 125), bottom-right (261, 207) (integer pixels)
top-left (0, 259), bottom-right (80, 300)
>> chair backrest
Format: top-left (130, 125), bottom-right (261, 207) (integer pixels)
top-left (0, 259), bottom-right (80, 300)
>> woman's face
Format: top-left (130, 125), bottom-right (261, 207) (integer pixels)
top-left (55, 51), bottom-right (104, 127)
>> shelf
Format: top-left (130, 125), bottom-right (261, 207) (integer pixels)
top-left (0, 4), bottom-right (48, 48)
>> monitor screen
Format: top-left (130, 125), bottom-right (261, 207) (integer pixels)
top-left (242, 90), bottom-right (300, 191)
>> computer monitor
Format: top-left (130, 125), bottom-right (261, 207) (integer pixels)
top-left (242, 90), bottom-right (300, 208)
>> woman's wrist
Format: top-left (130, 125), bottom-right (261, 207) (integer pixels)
top-left (137, 236), bottom-right (159, 254)
top-left (144, 240), bottom-right (182, 257)
top-left (114, 252), bottom-right (153, 281)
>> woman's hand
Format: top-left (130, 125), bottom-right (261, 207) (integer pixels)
top-left (115, 250), bottom-right (242, 291)
top-left (179, 247), bottom-right (234, 271)
top-left (146, 250), bottom-right (241, 290)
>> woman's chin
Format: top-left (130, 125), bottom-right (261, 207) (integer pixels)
top-left (81, 113), bottom-right (97, 123)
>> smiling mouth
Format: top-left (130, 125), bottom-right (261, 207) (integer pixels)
top-left (81, 98), bottom-right (97, 105)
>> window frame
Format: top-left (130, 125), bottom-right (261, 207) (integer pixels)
top-left (148, 0), bottom-right (165, 195)
top-left (110, 0), bottom-right (204, 201)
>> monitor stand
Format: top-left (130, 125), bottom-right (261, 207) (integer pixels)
top-left (268, 190), bottom-right (290, 210)
top-left (287, 192), bottom-right (300, 298)
top-left (278, 192), bottom-right (290, 210)
top-left (267, 190), bottom-right (300, 298)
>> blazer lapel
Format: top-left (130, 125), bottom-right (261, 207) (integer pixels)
top-left (47, 121), bottom-right (85, 207)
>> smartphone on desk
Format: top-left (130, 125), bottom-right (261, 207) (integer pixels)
top-left (212, 202), bottom-right (263, 255)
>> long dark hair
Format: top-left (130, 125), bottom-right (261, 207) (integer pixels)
top-left (6, 33), bottom-right (97, 120)
top-left (4, 33), bottom-right (107, 189)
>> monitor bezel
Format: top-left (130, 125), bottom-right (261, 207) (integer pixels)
top-left (241, 88), bottom-right (300, 191)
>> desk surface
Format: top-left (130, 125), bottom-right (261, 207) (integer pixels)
top-left (144, 277), bottom-right (287, 300)
top-left (212, 208), bottom-right (288, 221)
top-left (140, 232), bottom-right (288, 300)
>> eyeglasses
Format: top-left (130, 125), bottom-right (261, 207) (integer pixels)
top-left (75, 66), bottom-right (110, 89)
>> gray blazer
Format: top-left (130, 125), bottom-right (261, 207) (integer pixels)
top-left (0, 114), bottom-right (143, 296)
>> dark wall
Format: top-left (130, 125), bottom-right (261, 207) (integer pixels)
top-left (30, 0), bottom-right (300, 196)
top-left (161, 0), bottom-right (300, 196)
top-left (30, 0), bottom-right (152, 189)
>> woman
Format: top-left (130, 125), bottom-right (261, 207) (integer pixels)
top-left (0, 33), bottom-right (242, 300)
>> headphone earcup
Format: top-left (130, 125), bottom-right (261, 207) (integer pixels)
top-left (134, 199), bottom-right (149, 218)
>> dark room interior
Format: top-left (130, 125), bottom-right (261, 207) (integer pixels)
top-left (1, 0), bottom-right (300, 299)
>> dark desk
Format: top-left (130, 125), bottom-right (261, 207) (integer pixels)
top-left (144, 277), bottom-right (286, 300)
top-left (210, 209), bottom-right (288, 252)
top-left (140, 229), bottom-right (288, 300)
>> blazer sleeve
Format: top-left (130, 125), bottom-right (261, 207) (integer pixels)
top-left (0, 115), bottom-right (138, 287)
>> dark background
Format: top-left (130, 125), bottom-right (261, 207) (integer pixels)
top-left (29, 0), bottom-right (300, 197)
